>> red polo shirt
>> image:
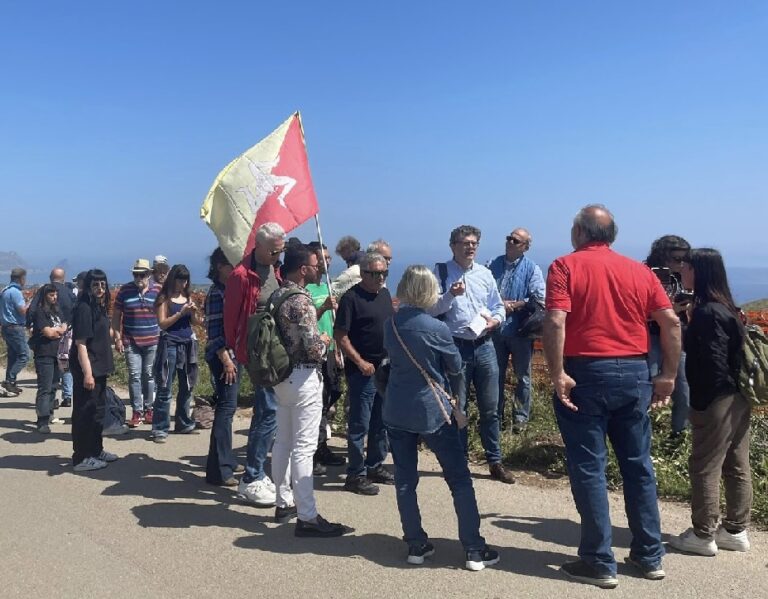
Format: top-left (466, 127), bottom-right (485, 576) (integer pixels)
top-left (546, 243), bottom-right (671, 357)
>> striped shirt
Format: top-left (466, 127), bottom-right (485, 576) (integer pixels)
top-left (205, 281), bottom-right (227, 363)
top-left (114, 282), bottom-right (160, 347)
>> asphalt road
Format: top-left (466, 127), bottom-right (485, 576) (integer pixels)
top-left (1, 371), bottom-right (766, 598)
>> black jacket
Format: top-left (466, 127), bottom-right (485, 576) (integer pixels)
top-left (684, 301), bottom-right (744, 411)
top-left (26, 282), bottom-right (76, 326)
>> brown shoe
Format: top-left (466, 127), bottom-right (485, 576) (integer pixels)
top-left (489, 463), bottom-right (515, 484)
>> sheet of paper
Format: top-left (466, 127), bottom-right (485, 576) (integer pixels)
top-left (467, 311), bottom-right (489, 338)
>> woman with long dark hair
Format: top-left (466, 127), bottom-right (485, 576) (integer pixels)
top-left (203, 248), bottom-right (241, 486)
top-left (31, 284), bottom-right (68, 433)
top-left (645, 235), bottom-right (692, 438)
top-left (71, 269), bottom-right (117, 471)
top-left (151, 264), bottom-right (202, 443)
top-left (669, 248), bottom-right (752, 556)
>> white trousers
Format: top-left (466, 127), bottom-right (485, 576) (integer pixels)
top-left (272, 366), bottom-right (323, 521)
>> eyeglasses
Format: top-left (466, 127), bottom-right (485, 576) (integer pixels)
top-left (380, 256), bottom-right (393, 263)
top-left (90, 281), bottom-right (107, 289)
top-left (669, 256), bottom-right (687, 264)
top-left (362, 270), bottom-right (389, 278)
top-left (133, 272), bottom-right (150, 279)
top-left (506, 236), bottom-right (525, 245)
top-left (455, 241), bottom-right (479, 248)
top-left (303, 263), bottom-right (319, 270)
top-left (270, 248), bottom-right (285, 256)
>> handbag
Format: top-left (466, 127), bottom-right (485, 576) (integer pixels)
top-left (390, 319), bottom-right (468, 429)
top-left (516, 298), bottom-right (545, 339)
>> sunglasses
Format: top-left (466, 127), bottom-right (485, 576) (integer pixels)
top-left (506, 235), bottom-right (525, 245)
top-left (133, 272), bottom-right (150, 279)
top-left (363, 270), bottom-right (389, 278)
top-left (270, 248), bottom-right (285, 256)
top-left (669, 256), bottom-right (687, 264)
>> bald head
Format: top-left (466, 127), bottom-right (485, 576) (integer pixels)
top-left (572, 204), bottom-right (618, 249)
top-left (50, 268), bottom-right (66, 283)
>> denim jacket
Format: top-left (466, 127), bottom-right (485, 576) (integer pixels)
top-left (382, 307), bottom-right (463, 434)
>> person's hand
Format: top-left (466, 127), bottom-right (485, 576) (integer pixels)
top-left (84, 374), bottom-right (95, 391)
top-left (449, 281), bottom-right (465, 297)
top-left (651, 374), bottom-right (675, 410)
top-left (504, 300), bottom-right (516, 314)
top-left (673, 300), bottom-right (691, 314)
top-left (482, 314), bottom-right (500, 334)
top-left (319, 333), bottom-right (331, 346)
top-left (552, 371), bottom-right (578, 411)
top-left (222, 360), bottom-right (237, 385)
top-left (114, 338), bottom-right (124, 354)
top-left (358, 360), bottom-right (376, 376)
top-left (321, 296), bottom-right (337, 312)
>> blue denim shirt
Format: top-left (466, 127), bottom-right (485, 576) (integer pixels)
top-left (0, 283), bottom-right (26, 326)
top-left (382, 307), bottom-right (463, 434)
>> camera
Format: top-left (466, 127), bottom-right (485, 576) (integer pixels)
top-left (651, 267), bottom-right (671, 285)
top-left (674, 291), bottom-right (694, 304)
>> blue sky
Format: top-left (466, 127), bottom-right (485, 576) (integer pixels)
top-left (2, 1), bottom-right (767, 286)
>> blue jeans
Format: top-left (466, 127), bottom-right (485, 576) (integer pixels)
top-left (206, 358), bottom-right (240, 483)
top-left (34, 356), bottom-right (59, 426)
top-left (555, 357), bottom-right (664, 576)
top-left (493, 333), bottom-right (533, 424)
top-left (388, 423), bottom-right (485, 552)
top-left (346, 370), bottom-right (388, 477)
top-left (648, 334), bottom-right (689, 435)
top-left (2, 325), bottom-right (29, 384)
top-left (61, 370), bottom-right (73, 401)
top-left (455, 337), bottom-right (502, 464)
top-left (151, 344), bottom-right (195, 436)
top-left (125, 343), bottom-right (157, 414)
top-left (243, 385), bottom-right (277, 483)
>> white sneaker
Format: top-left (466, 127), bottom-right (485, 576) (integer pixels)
top-left (238, 478), bottom-right (276, 506)
top-left (263, 476), bottom-right (276, 492)
top-left (98, 450), bottom-right (119, 463)
top-left (50, 417), bottom-right (64, 424)
top-left (715, 526), bottom-right (750, 552)
top-left (74, 457), bottom-right (108, 472)
top-left (668, 528), bottom-right (717, 556)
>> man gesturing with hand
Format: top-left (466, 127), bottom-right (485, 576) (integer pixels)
top-left (543, 205), bottom-right (680, 589)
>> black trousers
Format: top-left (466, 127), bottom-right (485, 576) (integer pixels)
top-left (34, 356), bottom-right (59, 426)
top-left (71, 371), bottom-right (106, 465)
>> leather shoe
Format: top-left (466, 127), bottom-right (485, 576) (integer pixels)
top-left (489, 462), bottom-right (515, 484)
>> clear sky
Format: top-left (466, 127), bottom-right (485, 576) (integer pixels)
top-left (2, 1), bottom-right (767, 282)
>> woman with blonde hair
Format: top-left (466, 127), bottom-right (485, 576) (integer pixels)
top-left (382, 265), bottom-right (499, 571)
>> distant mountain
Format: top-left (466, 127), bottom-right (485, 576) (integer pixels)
top-left (0, 251), bottom-right (29, 272)
top-left (743, 299), bottom-right (768, 311)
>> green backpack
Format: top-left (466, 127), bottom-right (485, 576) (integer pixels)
top-left (738, 324), bottom-right (768, 407)
top-left (246, 288), bottom-right (303, 388)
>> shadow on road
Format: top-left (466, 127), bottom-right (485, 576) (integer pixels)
top-left (487, 514), bottom-right (633, 550)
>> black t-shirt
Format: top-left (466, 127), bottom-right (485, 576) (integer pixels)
top-left (32, 310), bottom-right (63, 359)
top-left (70, 302), bottom-right (114, 378)
top-left (334, 284), bottom-right (394, 374)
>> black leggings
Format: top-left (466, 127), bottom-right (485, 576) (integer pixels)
top-left (71, 372), bottom-right (106, 465)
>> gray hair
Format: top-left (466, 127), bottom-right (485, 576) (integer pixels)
top-left (359, 252), bottom-right (387, 271)
top-left (367, 239), bottom-right (390, 254)
top-left (396, 265), bottom-right (439, 309)
top-left (511, 227), bottom-right (532, 246)
top-left (573, 204), bottom-right (618, 244)
top-left (255, 222), bottom-right (286, 245)
top-left (10, 267), bottom-right (26, 282)
top-left (450, 225), bottom-right (482, 245)
top-left (335, 235), bottom-right (360, 257)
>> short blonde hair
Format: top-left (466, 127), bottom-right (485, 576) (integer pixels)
top-left (396, 265), bottom-right (439, 309)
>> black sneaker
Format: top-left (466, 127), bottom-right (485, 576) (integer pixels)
top-left (61, 397), bottom-right (72, 408)
top-left (624, 556), bottom-right (665, 580)
top-left (407, 542), bottom-right (435, 565)
top-left (53, 398), bottom-right (60, 410)
top-left (316, 443), bottom-right (346, 466)
top-left (295, 514), bottom-right (352, 537)
top-left (465, 547), bottom-right (500, 571)
top-left (344, 475), bottom-right (380, 496)
top-left (275, 504), bottom-right (298, 524)
top-left (37, 424), bottom-right (51, 434)
top-left (313, 460), bottom-right (327, 476)
top-left (367, 465), bottom-right (395, 485)
top-left (561, 559), bottom-right (619, 588)
top-left (2, 382), bottom-right (21, 396)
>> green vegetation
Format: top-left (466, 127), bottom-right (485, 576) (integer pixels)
top-left (743, 298), bottom-right (768, 311)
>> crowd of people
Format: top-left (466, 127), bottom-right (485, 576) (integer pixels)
top-left (0, 204), bottom-right (755, 583)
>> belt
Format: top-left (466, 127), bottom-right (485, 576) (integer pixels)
top-left (453, 335), bottom-right (490, 348)
top-left (295, 363), bottom-right (320, 370)
top-left (565, 354), bottom-right (648, 363)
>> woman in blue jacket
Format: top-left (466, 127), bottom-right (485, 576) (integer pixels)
top-left (383, 265), bottom-right (499, 572)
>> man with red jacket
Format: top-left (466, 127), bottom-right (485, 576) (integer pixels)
top-left (224, 222), bottom-right (286, 506)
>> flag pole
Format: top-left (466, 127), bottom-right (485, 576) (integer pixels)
top-left (314, 213), bottom-right (334, 322)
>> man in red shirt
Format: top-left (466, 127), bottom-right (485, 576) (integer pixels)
top-left (543, 205), bottom-right (681, 589)
top-left (224, 222), bottom-right (285, 507)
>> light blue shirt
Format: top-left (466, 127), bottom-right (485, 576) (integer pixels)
top-left (429, 260), bottom-right (505, 339)
top-left (0, 283), bottom-right (26, 326)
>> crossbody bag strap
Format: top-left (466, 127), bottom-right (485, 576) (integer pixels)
top-left (390, 318), bottom-right (454, 426)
